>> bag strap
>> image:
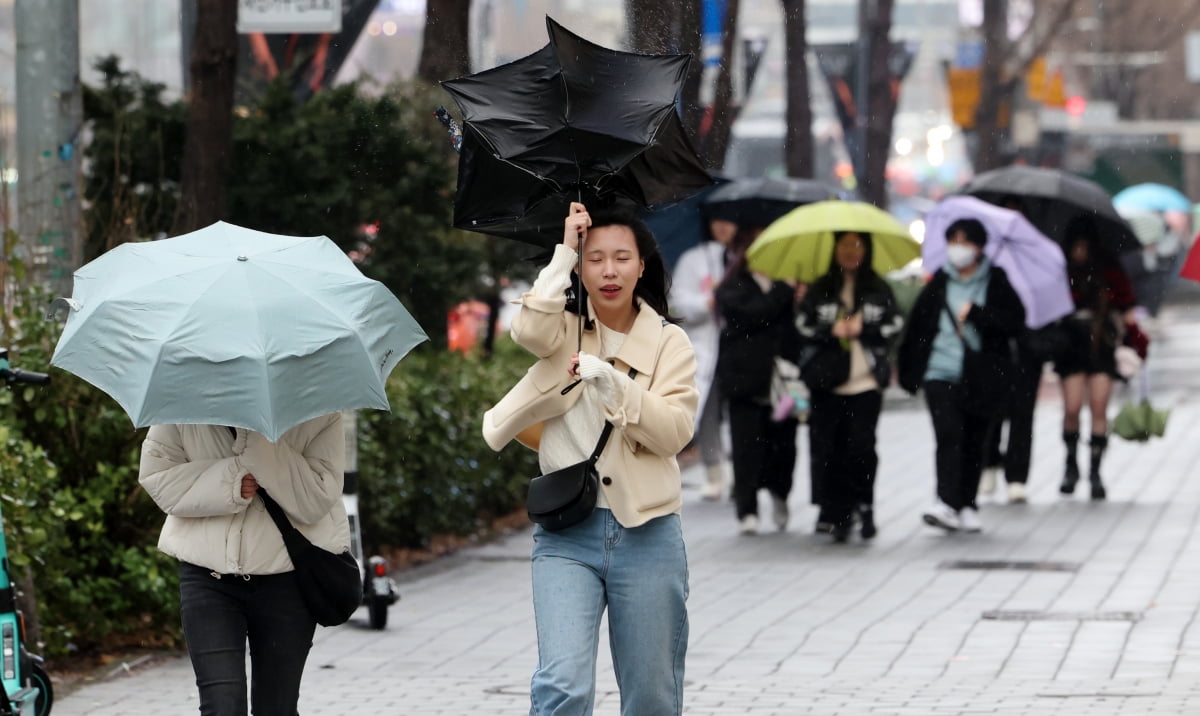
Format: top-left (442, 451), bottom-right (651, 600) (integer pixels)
top-left (586, 367), bottom-right (638, 465)
top-left (257, 488), bottom-right (296, 537)
top-left (941, 301), bottom-right (966, 342)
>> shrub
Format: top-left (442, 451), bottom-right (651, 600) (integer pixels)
top-left (357, 338), bottom-right (539, 550)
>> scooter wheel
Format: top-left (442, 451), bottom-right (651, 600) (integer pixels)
top-left (29, 662), bottom-right (52, 716)
top-left (368, 598), bottom-right (388, 630)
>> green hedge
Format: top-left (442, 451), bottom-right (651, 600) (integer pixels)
top-left (357, 339), bottom-right (539, 550)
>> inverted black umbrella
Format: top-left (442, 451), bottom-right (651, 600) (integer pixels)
top-left (962, 166), bottom-right (1140, 255)
top-left (703, 177), bottom-right (848, 228)
top-left (441, 17), bottom-right (713, 247)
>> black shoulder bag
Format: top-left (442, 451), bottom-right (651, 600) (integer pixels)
top-left (258, 488), bottom-right (362, 627)
top-left (526, 367), bottom-right (638, 531)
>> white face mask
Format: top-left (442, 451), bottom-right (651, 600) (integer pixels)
top-left (946, 244), bottom-right (980, 270)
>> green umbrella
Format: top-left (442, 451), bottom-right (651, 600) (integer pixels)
top-left (746, 200), bottom-right (921, 283)
top-left (50, 222), bottom-right (428, 442)
top-left (1112, 400), bottom-right (1170, 442)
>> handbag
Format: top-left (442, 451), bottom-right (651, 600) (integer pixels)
top-left (770, 357), bottom-right (810, 422)
top-left (258, 489), bottom-right (362, 627)
top-left (797, 342), bottom-right (850, 392)
top-left (525, 367), bottom-right (638, 531)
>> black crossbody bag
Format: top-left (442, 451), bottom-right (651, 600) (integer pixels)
top-left (259, 488), bottom-right (362, 627)
top-left (525, 367), bottom-right (638, 531)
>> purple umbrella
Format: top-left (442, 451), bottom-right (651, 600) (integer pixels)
top-left (923, 195), bottom-right (1074, 329)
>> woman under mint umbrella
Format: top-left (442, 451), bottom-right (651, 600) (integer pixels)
top-left (50, 221), bottom-right (427, 442)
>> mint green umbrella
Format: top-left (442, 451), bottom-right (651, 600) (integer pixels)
top-left (51, 222), bottom-right (427, 442)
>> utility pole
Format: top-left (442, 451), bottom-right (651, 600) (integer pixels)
top-left (15, 0), bottom-right (82, 298)
top-left (854, 0), bottom-right (875, 189)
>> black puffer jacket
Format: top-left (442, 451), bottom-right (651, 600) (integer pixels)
top-left (714, 269), bottom-right (799, 401)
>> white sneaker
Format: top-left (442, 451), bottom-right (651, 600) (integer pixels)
top-left (1007, 482), bottom-right (1028, 504)
top-left (738, 514), bottom-right (759, 535)
top-left (978, 467), bottom-right (999, 496)
top-left (771, 495), bottom-right (789, 532)
top-left (922, 500), bottom-right (961, 531)
top-left (699, 464), bottom-right (724, 501)
top-left (959, 507), bottom-right (983, 533)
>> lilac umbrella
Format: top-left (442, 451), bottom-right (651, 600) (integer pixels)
top-left (923, 195), bottom-right (1074, 329)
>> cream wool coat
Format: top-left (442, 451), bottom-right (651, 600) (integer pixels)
top-left (138, 413), bottom-right (350, 575)
top-left (483, 265), bottom-right (700, 528)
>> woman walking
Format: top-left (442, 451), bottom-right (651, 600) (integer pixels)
top-left (483, 202), bottom-right (698, 715)
top-left (139, 413), bottom-right (348, 716)
top-left (797, 231), bottom-right (903, 542)
top-left (715, 226), bottom-right (803, 535)
top-left (898, 219), bottom-right (1025, 533)
top-left (1055, 219), bottom-right (1140, 499)
top-left (671, 216), bottom-right (737, 499)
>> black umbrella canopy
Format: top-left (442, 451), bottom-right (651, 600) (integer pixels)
top-left (441, 17), bottom-right (713, 246)
top-left (963, 166), bottom-right (1140, 255)
top-left (703, 177), bottom-right (846, 227)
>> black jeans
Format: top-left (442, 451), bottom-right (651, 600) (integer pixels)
top-left (924, 381), bottom-right (996, 511)
top-left (179, 562), bottom-right (317, 716)
top-left (984, 356), bottom-right (1042, 484)
top-left (728, 397), bottom-right (798, 519)
top-left (807, 390), bottom-right (883, 526)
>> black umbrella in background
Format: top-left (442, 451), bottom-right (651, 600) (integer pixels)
top-left (441, 17), bottom-right (713, 247)
top-left (962, 165), bottom-right (1141, 256)
top-left (703, 177), bottom-right (849, 228)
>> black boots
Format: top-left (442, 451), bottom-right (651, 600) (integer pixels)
top-left (1060, 431), bottom-right (1080, 494)
top-left (1089, 435), bottom-right (1108, 500)
top-left (858, 504), bottom-right (877, 540)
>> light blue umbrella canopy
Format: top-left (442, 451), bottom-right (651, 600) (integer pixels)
top-left (1112, 183), bottom-right (1192, 213)
top-left (51, 221), bottom-right (428, 442)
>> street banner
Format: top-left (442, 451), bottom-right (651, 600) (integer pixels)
top-left (813, 42), bottom-right (918, 175)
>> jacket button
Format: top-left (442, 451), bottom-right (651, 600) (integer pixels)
top-left (601, 476), bottom-right (612, 485)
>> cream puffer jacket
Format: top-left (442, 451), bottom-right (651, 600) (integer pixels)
top-left (138, 413), bottom-right (349, 575)
top-left (483, 246), bottom-right (699, 528)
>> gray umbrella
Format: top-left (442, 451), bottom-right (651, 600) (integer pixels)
top-left (703, 177), bottom-right (848, 228)
top-left (962, 165), bottom-right (1140, 255)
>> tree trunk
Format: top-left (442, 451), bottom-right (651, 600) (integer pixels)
top-left (972, 0), bottom-right (1009, 173)
top-left (170, 0), bottom-right (237, 237)
top-left (677, 0), bottom-right (705, 142)
top-left (781, 0), bottom-right (814, 178)
top-left (703, 0), bottom-right (740, 170)
top-left (417, 0), bottom-right (471, 84)
top-left (858, 0), bottom-right (896, 208)
top-left (626, 0), bottom-right (677, 53)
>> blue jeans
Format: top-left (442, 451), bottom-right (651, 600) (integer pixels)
top-left (179, 562), bottom-right (317, 716)
top-left (530, 509), bottom-right (689, 716)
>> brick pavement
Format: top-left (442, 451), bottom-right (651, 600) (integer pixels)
top-left (53, 300), bottom-right (1200, 715)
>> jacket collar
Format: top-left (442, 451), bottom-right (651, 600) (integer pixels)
top-left (586, 298), bottom-right (664, 377)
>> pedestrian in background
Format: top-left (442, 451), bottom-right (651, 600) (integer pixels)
top-left (797, 231), bottom-right (903, 542)
top-left (898, 218), bottom-right (1025, 533)
top-left (482, 203), bottom-right (698, 715)
top-left (1055, 218), bottom-right (1140, 500)
top-left (715, 226), bottom-right (802, 535)
top-left (671, 215), bottom-right (736, 500)
top-left (138, 414), bottom-right (348, 716)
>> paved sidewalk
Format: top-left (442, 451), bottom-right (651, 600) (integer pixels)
top-left (55, 300), bottom-right (1200, 715)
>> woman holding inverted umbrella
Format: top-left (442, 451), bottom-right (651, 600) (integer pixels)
top-left (483, 203), bottom-right (698, 713)
top-left (456, 18), bottom-right (709, 715)
top-left (898, 218), bottom-right (1026, 534)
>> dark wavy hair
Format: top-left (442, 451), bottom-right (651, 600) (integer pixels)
top-left (565, 204), bottom-right (678, 324)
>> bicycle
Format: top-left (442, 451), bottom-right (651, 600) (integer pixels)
top-left (0, 350), bottom-right (54, 715)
